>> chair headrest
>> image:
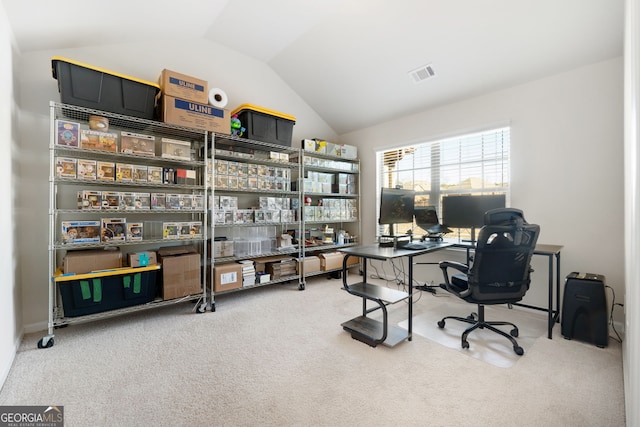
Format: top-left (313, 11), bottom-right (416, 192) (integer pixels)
top-left (484, 208), bottom-right (526, 225)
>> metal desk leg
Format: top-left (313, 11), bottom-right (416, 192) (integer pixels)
top-left (408, 255), bottom-right (413, 341)
top-left (547, 254), bottom-right (553, 339)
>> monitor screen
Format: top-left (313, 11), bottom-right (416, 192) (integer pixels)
top-left (441, 194), bottom-right (506, 228)
top-left (414, 206), bottom-right (439, 228)
top-left (378, 187), bottom-right (415, 225)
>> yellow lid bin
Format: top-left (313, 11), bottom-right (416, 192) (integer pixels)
top-left (52, 56), bottom-right (160, 120)
top-left (231, 104), bottom-right (296, 147)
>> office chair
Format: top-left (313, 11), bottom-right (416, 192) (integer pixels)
top-left (437, 208), bottom-right (540, 355)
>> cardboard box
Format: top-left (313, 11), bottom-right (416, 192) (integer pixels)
top-left (158, 69), bottom-right (209, 104)
top-left (297, 255), bottom-right (321, 275)
top-left (158, 95), bottom-right (230, 134)
top-left (128, 251), bottom-right (157, 267)
top-left (214, 263), bottom-right (243, 292)
top-left (319, 252), bottom-right (344, 271)
top-left (158, 247), bottom-right (201, 300)
top-left (63, 249), bottom-right (122, 274)
top-left (253, 255), bottom-right (295, 274)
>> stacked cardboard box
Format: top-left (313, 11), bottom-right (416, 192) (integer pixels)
top-left (157, 69), bottom-right (230, 134)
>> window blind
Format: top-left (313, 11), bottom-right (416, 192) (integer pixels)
top-left (376, 127), bottom-right (510, 239)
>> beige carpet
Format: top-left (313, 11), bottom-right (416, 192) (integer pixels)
top-left (0, 274), bottom-right (626, 426)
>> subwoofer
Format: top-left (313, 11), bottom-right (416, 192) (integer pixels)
top-left (561, 272), bottom-right (608, 348)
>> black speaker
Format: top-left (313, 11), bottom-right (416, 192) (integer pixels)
top-left (561, 272), bottom-right (608, 348)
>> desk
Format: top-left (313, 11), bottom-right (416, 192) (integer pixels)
top-left (448, 240), bottom-right (563, 339)
top-left (339, 242), bottom-right (452, 347)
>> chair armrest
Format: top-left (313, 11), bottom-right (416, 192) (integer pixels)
top-left (439, 261), bottom-right (471, 298)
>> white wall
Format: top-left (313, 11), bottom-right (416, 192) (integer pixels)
top-left (15, 39), bottom-right (339, 331)
top-left (0, 1), bottom-right (20, 388)
top-left (340, 58), bottom-right (625, 319)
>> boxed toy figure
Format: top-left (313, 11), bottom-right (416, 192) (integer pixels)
top-left (77, 159), bottom-right (97, 180)
top-left (134, 192), bottom-right (151, 210)
top-left (97, 161), bottom-right (115, 181)
top-left (120, 131), bottom-right (156, 156)
top-left (55, 157), bottom-right (77, 178)
top-left (151, 193), bottom-right (166, 210)
top-left (62, 220), bottom-right (101, 244)
top-left (126, 222), bottom-right (143, 241)
top-left (163, 222), bottom-right (180, 239)
top-left (120, 192), bottom-right (137, 210)
top-left (148, 166), bottom-right (163, 183)
top-left (166, 194), bottom-right (182, 210)
top-left (77, 190), bottom-right (101, 210)
top-left (101, 218), bottom-right (126, 242)
top-left (101, 191), bottom-right (121, 210)
top-left (56, 120), bottom-right (80, 147)
top-left (80, 129), bottom-right (117, 152)
top-left (116, 163), bottom-right (134, 182)
top-left (161, 137), bottom-right (191, 161)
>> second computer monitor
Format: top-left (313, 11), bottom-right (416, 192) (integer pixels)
top-left (441, 194), bottom-right (506, 229)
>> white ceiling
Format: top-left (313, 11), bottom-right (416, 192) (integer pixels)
top-left (2, 0), bottom-right (624, 135)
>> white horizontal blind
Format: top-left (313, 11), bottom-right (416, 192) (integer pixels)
top-left (376, 127), bottom-right (510, 239)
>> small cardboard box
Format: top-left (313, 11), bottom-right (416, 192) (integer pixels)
top-left (128, 251), bottom-right (157, 267)
top-left (297, 255), bottom-right (321, 275)
top-left (63, 249), bottom-right (122, 274)
top-left (319, 252), bottom-right (344, 271)
top-left (214, 263), bottom-right (243, 292)
top-left (158, 95), bottom-right (230, 134)
top-left (158, 246), bottom-right (201, 300)
top-left (253, 255), bottom-right (295, 274)
top-left (158, 69), bottom-right (209, 104)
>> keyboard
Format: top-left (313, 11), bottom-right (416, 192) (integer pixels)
top-left (401, 241), bottom-right (438, 251)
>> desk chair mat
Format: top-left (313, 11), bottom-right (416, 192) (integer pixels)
top-left (398, 297), bottom-right (547, 368)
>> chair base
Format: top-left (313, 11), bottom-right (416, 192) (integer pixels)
top-left (437, 305), bottom-right (524, 356)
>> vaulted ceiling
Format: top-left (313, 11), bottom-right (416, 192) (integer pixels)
top-left (2, 0), bottom-right (624, 134)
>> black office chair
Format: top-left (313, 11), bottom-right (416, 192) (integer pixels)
top-left (437, 208), bottom-right (540, 355)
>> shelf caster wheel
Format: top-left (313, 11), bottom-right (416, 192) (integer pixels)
top-left (299, 283), bottom-right (306, 291)
top-left (37, 336), bottom-right (54, 349)
top-left (461, 340), bottom-right (470, 350)
top-left (210, 303), bottom-right (216, 312)
top-left (437, 320), bottom-right (445, 328)
top-left (510, 328), bottom-right (519, 337)
top-left (514, 345), bottom-right (524, 356)
top-left (196, 303), bottom-right (207, 314)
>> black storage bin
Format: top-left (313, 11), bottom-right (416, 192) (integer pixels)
top-left (57, 266), bottom-right (159, 317)
top-left (231, 104), bottom-right (295, 147)
top-left (561, 272), bottom-right (608, 348)
top-left (52, 56), bottom-right (160, 120)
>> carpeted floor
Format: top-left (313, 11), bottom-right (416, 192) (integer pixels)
top-left (0, 274), bottom-right (626, 426)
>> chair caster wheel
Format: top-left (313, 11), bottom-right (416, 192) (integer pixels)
top-left (461, 340), bottom-right (470, 349)
top-left (510, 328), bottom-right (519, 337)
top-left (437, 320), bottom-right (445, 328)
top-left (514, 346), bottom-right (524, 356)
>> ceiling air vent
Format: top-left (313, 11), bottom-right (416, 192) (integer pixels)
top-left (409, 64), bottom-right (436, 84)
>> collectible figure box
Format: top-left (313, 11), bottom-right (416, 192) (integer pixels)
top-left (134, 192), bottom-right (151, 210)
top-left (151, 193), bottom-right (166, 210)
top-left (120, 192), bottom-right (137, 210)
top-left (176, 168), bottom-right (197, 185)
top-left (77, 190), bottom-right (101, 210)
top-left (148, 166), bottom-right (163, 183)
top-left (101, 191), bottom-right (120, 210)
top-left (133, 165), bottom-right (148, 182)
top-left (158, 95), bottom-right (230, 134)
top-left (55, 157), bottom-right (77, 178)
top-left (52, 56), bottom-right (160, 119)
top-left (101, 218), bottom-right (126, 242)
top-left (77, 159), bottom-right (97, 180)
top-left (61, 220), bottom-right (101, 244)
top-left (166, 194), bottom-right (182, 210)
top-left (126, 222), bottom-right (143, 241)
top-left (55, 120), bottom-right (79, 147)
top-left (163, 222), bottom-right (180, 239)
top-left (97, 161), bottom-right (115, 181)
top-left (163, 167), bottom-right (176, 184)
top-left (80, 129), bottom-right (118, 152)
top-left (120, 131), bottom-right (156, 156)
top-left (158, 69), bottom-right (209, 104)
top-left (161, 137), bottom-right (191, 161)
top-left (116, 163), bottom-right (134, 182)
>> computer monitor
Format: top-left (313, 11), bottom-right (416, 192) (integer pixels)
top-left (441, 194), bottom-right (506, 240)
top-left (378, 187), bottom-right (415, 236)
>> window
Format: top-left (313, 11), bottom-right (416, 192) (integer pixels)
top-left (376, 127), bottom-right (510, 240)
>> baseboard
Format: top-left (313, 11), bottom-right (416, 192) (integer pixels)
top-left (23, 321), bottom-right (48, 335)
top-left (0, 332), bottom-right (22, 392)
